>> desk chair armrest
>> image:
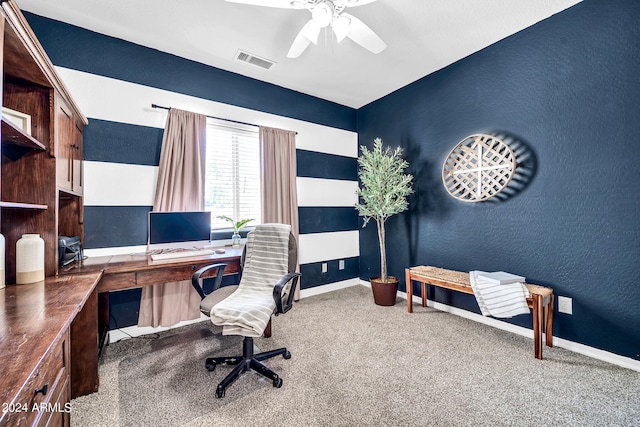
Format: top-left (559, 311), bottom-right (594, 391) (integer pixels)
top-left (191, 263), bottom-right (227, 300)
top-left (273, 272), bottom-right (301, 315)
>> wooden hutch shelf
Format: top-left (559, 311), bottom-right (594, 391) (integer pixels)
top-left (1, 116), bottom-right (46, 149)
top-left (0, 200), bottom-right (48, 209)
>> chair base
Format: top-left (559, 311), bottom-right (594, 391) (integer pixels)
top-left (206, 336), bottom-right (291, 398)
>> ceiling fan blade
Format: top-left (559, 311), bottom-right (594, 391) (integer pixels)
top-left (287, 20), bottom-right (320, 58)
top-left (301, 19), bottom-right (322, 44)
top-left (225, 0), bottom-right (309, 9)
top-left (287, 36), bottom-right (311, 58)
top-left (342, 12), bottom-right (386, 54)
top-left (332, 15), bottom-right (351, 43)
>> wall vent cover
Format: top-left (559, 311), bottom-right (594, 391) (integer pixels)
top-left (234, 50), bottom-right (276, 70)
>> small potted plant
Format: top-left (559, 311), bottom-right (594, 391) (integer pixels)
top-left (218, 216), bottom-right (254, 247)
top-left (355, 138), bottom-right (413, 306)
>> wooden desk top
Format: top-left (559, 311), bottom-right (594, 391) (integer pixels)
top-left (106, 247), bottom-right (243, 273)
top-left (58, 246), bottom-right (244, 293)
top-left (0, 273), bottom-right (102, 411)
top-left (62, 246), bottom-right (243, 275)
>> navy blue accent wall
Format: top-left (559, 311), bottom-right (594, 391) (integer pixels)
top-left (84, 206), bottom-right (151, 248)
top-left (299, 207), bottom-right (358, 234)
top-left (296, 149), bottom-right (358, 180)
top-left (84, 119), bottom-right (163, 165)
top-left (356, 0), bottom-right (640, 360)
top-left (300, 257), bottom-right (359, 290)
top-left (24, 12), bottom-right (356, 132)
top-left (108, 289), bottom-right (141, 330)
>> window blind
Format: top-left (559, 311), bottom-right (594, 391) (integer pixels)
top-left (205, 120), bottom-right (261, 229)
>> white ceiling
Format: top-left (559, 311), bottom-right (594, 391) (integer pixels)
top-left (15, 0), bottom-right (581, 109)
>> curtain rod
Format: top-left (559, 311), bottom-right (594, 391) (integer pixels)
top-left (151, 104), bottom-right (297, 134)
top-left (151, 104), bottom-right (257, 128)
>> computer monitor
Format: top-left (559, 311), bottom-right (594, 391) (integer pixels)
top-left (148, 211), bottom-right (211, 249)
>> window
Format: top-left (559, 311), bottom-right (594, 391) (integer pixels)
top-left (204, 119), bottom-right (261, 229)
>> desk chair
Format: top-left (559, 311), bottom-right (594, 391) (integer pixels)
top-left (191, 224), bottom-right (300, 398)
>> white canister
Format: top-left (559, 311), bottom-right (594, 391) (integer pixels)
top-left (16, 234), bottom-right (45, 284)
top-left (0, 232), bottom-right (5, 289)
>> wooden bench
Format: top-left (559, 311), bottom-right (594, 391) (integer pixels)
top-left (405, 266), bottom-right (554, 360)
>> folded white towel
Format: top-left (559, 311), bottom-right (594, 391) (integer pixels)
top-left (469, 270), bottom-right (530, 318)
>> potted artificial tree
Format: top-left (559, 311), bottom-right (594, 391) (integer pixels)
top-left (355, 138), bottom-right (413, 306)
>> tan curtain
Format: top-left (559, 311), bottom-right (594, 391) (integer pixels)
top-left (259, 126), bottom-right (300, 299)
top-left (138, 108), bottom-right (206, 327)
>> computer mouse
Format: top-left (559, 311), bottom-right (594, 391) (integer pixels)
top-left (215, 248), bottom-right (226, 254)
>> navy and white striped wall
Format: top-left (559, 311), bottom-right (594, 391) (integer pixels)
top-left (60, 67), bottom-right (360, 328)
top-left (24, 12), bottom-right (362, 329)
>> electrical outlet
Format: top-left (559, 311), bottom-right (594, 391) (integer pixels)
top-left (338, 260), bottom-right (345, 270)
top-left (321, 262), bottom-right (328, 273)
top-left (558, 296), bottom-right (573, 315)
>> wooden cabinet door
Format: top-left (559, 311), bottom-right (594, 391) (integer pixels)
top-left (55, 101), bottom-right (73, 193)
top-left (56, 97), bottom-right (84, 196)
top-left (72, 120), bottom-right (83, 195)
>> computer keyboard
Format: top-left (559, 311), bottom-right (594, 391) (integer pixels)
top-left (150, 249), bottom-right (215, 261)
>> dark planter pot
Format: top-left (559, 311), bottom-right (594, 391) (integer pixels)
top-left (370, 276), bottom-right (399, 306)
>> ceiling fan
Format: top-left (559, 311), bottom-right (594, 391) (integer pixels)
top-left (226, 0), bottom-right (386, 58)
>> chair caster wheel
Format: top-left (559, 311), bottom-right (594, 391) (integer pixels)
top-left (205, 360), bottom-right (216, 372)
top-left (283, 350), bottom-right (291, 360)
top-left (216, 387), bottom-right (225, 398)
top-left (273, 377), bottom-right (283, 388)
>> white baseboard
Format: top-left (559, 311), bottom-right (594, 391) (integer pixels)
top-left (299, 278), bottom-right (361, 298)
top-left (381, 282), bottom-right (640, 373)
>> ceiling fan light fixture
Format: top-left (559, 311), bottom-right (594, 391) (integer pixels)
top-left (311, 2), bottom-right (334, 28)
top-left (232, 0), bottom-right (385, 57)
top-left (332, 15), bottom-right (351, 42)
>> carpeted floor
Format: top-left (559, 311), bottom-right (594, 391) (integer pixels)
top-left (70, 285), bottom-right (640, 426)
top-left (118, 328), bottom-right (243, 425)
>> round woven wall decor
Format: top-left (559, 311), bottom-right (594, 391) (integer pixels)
top-left (442, 134), bottom-right (516, 202)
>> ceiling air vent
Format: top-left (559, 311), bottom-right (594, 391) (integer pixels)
top-left (234, 50), bottom-right (276, 70)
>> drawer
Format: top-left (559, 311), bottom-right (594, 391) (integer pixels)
top-left (40, 375), bottom-right (70, 427)
top-left (3, 334), bottom-right (68, 427)
top-left (136, 261), bottom-right (239, 286)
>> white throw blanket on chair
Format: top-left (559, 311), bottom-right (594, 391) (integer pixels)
top-left (469, 270), bottom-right (530, 318)
top-left (210, 223), bottom-right (291, 337)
